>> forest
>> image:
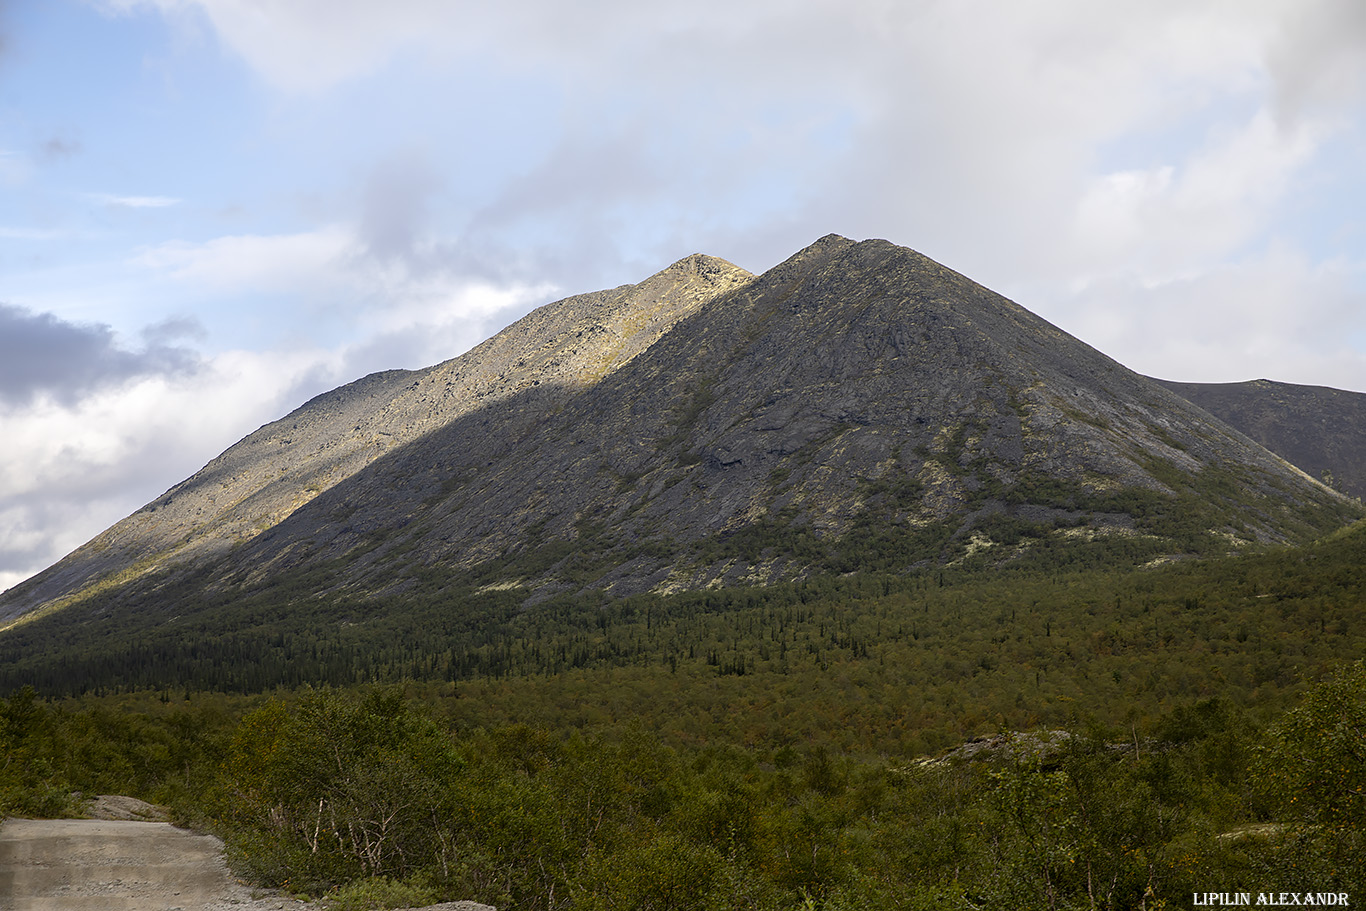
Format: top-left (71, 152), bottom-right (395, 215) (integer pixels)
top-left (2, 665), bottom-right (1363, 910)
top-left (1, 519), bottom-right (1364, 909)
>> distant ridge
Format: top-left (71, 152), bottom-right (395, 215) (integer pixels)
top-left (1, 236), bottom-right (1360, 627)
top-left (1155, 378), bottom-right (1366, 500)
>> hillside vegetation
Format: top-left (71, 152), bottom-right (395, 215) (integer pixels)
top-left (3, 661), bottom-right (1362, 910)
top-left (4, 520), bottom-right (1364, 752)
top-left (3, 523), bottom-right (1366, 909)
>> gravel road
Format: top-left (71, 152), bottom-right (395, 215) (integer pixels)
top-left (1, 799), bottom-right (495, 911)
top-left (0, 816), bottom-right (312, 910)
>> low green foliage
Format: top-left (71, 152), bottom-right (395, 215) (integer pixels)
top-left (2, 670), bottom-right (1363, 909)
top-left (1, 523), bottom-right (1364, 785)
top-left (0, 687), bottom-right (233, 821)
top-left (214, 689), bottom-right (464, 892)
top-left (322, 874), bottom-right (441, 911)
top-left (1251, 660), bottom-right (1366, 892)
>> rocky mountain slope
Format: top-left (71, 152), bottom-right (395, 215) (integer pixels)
top-left (1, 236), bottom-right (1359, 624)
top-left (1155, 378), bottom-right (1366, 500)
top-left (0, 254), bottom-right (752, 623)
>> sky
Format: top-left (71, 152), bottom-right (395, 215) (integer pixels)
top-left (2, 0), bottom-right (1365, 592)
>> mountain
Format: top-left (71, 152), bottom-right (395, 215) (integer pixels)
top-left (1154, 378), bottom-right (1366, 500)
top-left (1, 235), bottom-right (1360, 629)
top-left (0, 254), bottom-right (754, 623)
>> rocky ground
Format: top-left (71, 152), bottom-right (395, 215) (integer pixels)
top-left (0, 799), bottom-right (494, 911)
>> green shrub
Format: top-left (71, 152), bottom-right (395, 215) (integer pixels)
top-left (323, 874), bottom-right (440, 911)
top-left (216, 688), bottom-right (464, 893)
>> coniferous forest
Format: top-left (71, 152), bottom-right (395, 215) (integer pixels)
top-left (2, 519), bottom-right (1365, 909)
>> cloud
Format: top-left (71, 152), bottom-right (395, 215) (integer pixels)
top-left (141, 315), bottom-right (207, 346)
top-left (91, 193), bottom-right (181, 208)
top-left (130, 221), bottom-right (560, 370)
top-left (133, 226), bottom-right (353, 293)
top-left (1267, 0), bottom-right (1366, 123)
top-left (102, 0), bottom-right (464, 92)
top-left (103, 2), bottom-right (1346, 276)
top-left (0, 304), bottom-right (202, 407)
top-left (341, 276), bottom-right (556, 373)
top-left (1070, 110), bottom-right (1323, 283)
top-left (1054, 246), bottom-right (1366, 389)
top-left (0, 344), bottom-right (346, 592)
top-left (91, 2), bottom-right (1366, 323)
top-left (357, 150), bottom-right (442, 264)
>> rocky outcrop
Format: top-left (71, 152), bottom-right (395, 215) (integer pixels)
top-left (83, 794), bottom-right (170, 822)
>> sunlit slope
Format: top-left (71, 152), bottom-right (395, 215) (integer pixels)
top-left (0, 254), bottom-right (752, 624)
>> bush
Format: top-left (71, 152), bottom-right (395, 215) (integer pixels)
top-left (323, 874), bottom-right (440, 911)
top-left (216, 688), bottom-right (465, 893)
top-left (1253, 660), bottom-right (1366, 892)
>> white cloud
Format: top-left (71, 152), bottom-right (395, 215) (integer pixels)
top-left (1057, 246), bottom-right (1366, 388)
top-left (127, 220), bottom-right (561, 375)
top-left (1071, 110), bottom-right (1324, 284)
top-left (103, 0), bottom-right (1354, 277)
top-left (341, 277), bottom-right (557, 373)
top-left (91, 193), bottom-right (181, 208)
top-left (0, 344), bottom-right (344, 591)
top-left (133, 226), bottom-right (354, 293)
top-left (103, 0), bottom-right (478, 92)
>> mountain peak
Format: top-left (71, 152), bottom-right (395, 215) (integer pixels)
top-left (2, 236), bottom-right (1360, 626)
top-left (659, 252), bottom-right (751, 280)
top-left (809, 232), bottom-right (855, 250)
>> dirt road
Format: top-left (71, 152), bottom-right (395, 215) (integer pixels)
top-left (0, 816), bottom-right (310, 911)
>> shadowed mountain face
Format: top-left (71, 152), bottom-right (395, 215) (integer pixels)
top-left (1154, 378), bottom-right (1366, 501)
top-left (1, 236), bottom-right (1360, 624)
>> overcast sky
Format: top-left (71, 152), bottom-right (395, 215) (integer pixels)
top-left (2, 0), bottom-right (1364, 592)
